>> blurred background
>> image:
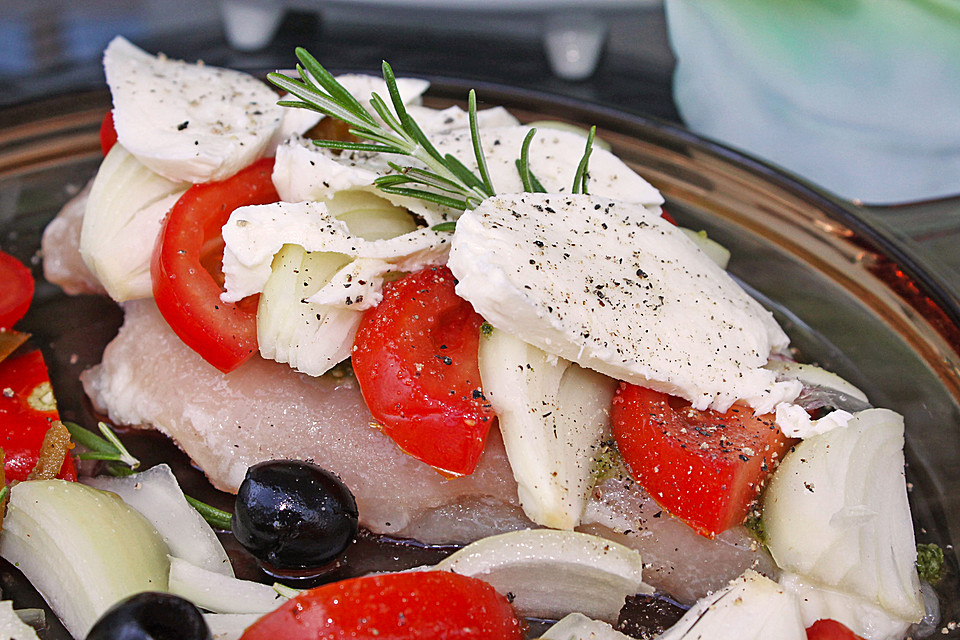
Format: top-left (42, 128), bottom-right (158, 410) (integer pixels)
top-left (2, 0), bottom-right (960, 289)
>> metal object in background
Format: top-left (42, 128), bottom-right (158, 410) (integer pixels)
top-left (218, 0), bottom-right (661, 81)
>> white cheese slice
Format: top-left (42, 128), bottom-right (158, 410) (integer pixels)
top-left (448, 193), bottom-right (799, 412)
top-left (775, 403), bottom-right (854, 438)
top-left (220, 201), bottom-right (449, 306)
top-left (104, 36), bottom-right (283, 183)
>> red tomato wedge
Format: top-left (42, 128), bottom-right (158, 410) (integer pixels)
top-left (240, 571), bottom-right (524, 640)
top-left (152, 158), bottom-right (279, 373)
top-left (99, 111), bottom-right (118, 156)
top-left (352, 266), bottom-right (495, 477)
top-left (0, 350), bottom-right (76, 483)
top-left (611, 384), bottom-right (794, 538)
top-left (0, 250), bottom-right (34, 330)
top-left (806, 619), bottom-right (865, 640)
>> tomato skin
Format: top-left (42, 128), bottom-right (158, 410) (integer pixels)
top-left (0, 350), bottom-right (76, 482)
top-left (611, 384), bottom-right (794, 537)
top-left (240, 571), bottom-right (524, 640)
top-left (806, 619), bottom-right (865, 640)
top-left (100, 111), bottom-right (118, 155)
top-left (152, 158), bottom-right (278, 373)
top-left (0, 250), bottom-right (34, 330)
top-left (352, 266), bottom-right (495, 477)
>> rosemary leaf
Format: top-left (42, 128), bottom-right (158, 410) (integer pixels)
top-left (268, 73), bottom-right (373, 131)
top-left (97, 422), bottom-right (140, 470)
top-left (432, 221), bottom-right (458, 232)
top-left (444, 154), bottom-right (487, 194)
top-left (368, 93), bottom-right (407, 140)
top-left (468, 90), bottom-right (494, 196)
top-left (572, 125), bottom-right (597, 195)
top-left (311, 140), bottom-right (404, 155)
top-left (62, 420), bottom-right (114, 455)
top-left (294, 48), bottom-right (377, 126)
top-left (381, 61), bottom-right (447, 166)
top-left (530, 171), bottom-right (547, 193)
top-left (377, 185), bottom-right (470, 210)
top-left (184, 495), bottom-right (234, 530)
top-left (379, 165), bottom-right (469, 195)
top-left (517, 128), bottom-right (537, 192)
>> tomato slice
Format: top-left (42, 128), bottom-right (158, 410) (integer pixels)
top-left (611, 384), bottom-right (794, 537)
top-left (0, 250), bottom-right (34, 330)
top-left (806, 619), bottom-right (865, 640)
top-left (152, 158), bottom-right (279, 373)
top-left (352, 266), bottom-right (495, 476)
top-left (99, 111), bottom-right (118, 156)
top-left (0, 350), bottom-right (76, 483)
top-left (239, 571), bottom-right (524, 640)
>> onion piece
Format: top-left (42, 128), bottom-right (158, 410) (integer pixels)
top-left (0, 601), bottom-right (40, 640)
top-left (204, 613), bottom-right (264, 640)
top-left (778, 572), bottom-right (913, 640)
top-left (680, 227), bottom-right (730, 269)
top-left (763, 408), bottom-right (924, 623)
top-left (478, 327), bottom-right (617, 529)
top-left (79, 144), bottom-right (187, 302)
top-left (0, 480), bottom-right (170, 639)
top-left (434, 529), bottom-right (652, 624)
top-left (167, 557), bottom-right (287, 614)
top-left (657, 570), bottom-right (806, 640)
top-left (541, 612), bottom-right (633, 640)
top-left (84, 464), bottom-right (233, 577)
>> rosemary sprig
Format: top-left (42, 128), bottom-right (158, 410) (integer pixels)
top-left (269, 48), bottom-right (599, 219)
top-left (63, 421), bottom-right (139, 475)
top-left (64, 421), bottom-right (234, 530)
top-left (268, 51), bottom-right (492, 210)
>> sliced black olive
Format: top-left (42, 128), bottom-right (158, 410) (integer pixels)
top-left (232, 459), bottom-right (359, 570)
top-left (85, 592), bottom-right (211, 640)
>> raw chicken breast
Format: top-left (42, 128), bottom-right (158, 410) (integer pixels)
top-left (41, 181), bottom-right (105, 296)
top-left (81, 301), bottom-right (773, 602)
top-left (81, 299), bottom-right (528, 541)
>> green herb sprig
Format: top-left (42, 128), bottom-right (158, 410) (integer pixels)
top-left (268, 48), bottom-right (597, 218)
top-left (63, 421), bottom-right (139, 476)
top-left (64, 421), bottom-right (233, 530)
top-left (268, 51), bottom-right (492, 211)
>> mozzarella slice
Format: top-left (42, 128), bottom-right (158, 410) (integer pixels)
top-left (220, 201), bottom-right (449, 305)
top-left (449, 193), bottom-right (799, 412)
top-left (104, 36), bottom-right (282, 183)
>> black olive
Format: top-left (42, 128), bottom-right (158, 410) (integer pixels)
top-left (85, 592), bottom-right (211, 640)
top-left (232, 459), bottom-right (359, 570)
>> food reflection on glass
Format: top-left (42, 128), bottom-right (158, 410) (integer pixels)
top-left (0, 35), bottom-right (945, 640)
